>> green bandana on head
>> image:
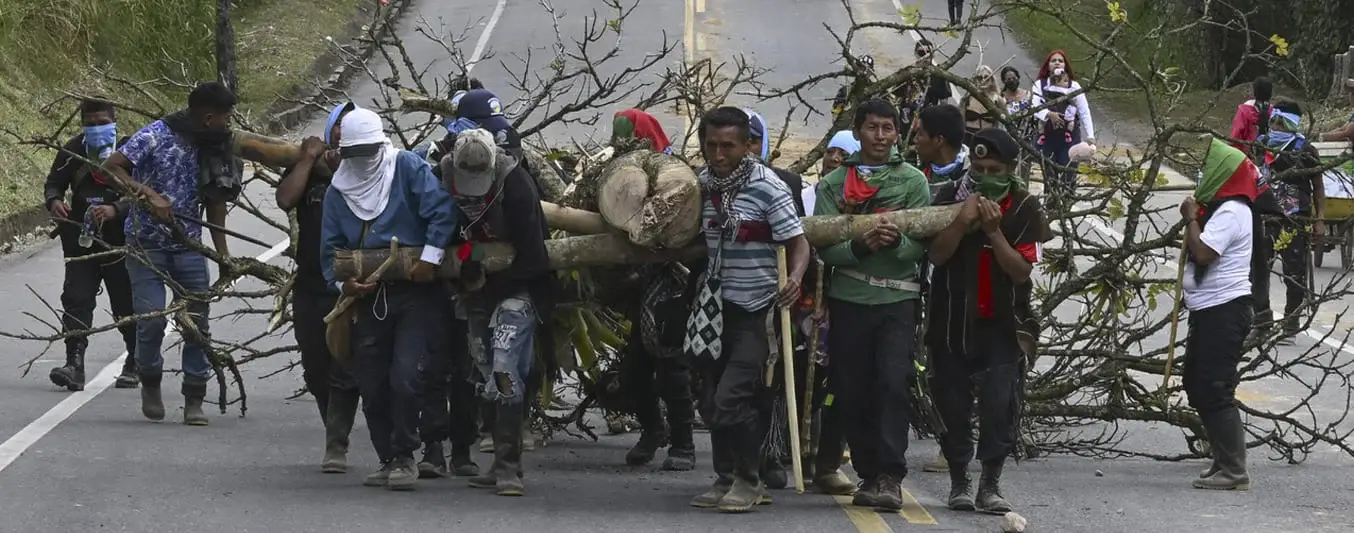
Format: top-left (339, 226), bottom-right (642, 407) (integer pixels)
top-left (611, 114), bottom-right (636, 144)
top-left (1195, 138), bottom-right (1252, 204)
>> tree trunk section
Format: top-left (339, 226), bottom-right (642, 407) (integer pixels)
top-left (597, 150), bottom-right (702, 248)
top-left (332, 203), bottom-right (961, 280)
top-left (216, 0), bottom-right (238, 93)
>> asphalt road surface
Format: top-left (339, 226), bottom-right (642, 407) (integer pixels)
top-left (2, 0), bottom-right (1352, 532)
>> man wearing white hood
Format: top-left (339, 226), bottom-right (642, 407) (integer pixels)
top-left (319, 108), bottom-right (457, 491)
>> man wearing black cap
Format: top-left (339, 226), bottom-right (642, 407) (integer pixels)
top-left (444, 88), bottom-right (523, 159)
top-left (925, 128), bottom-right (1051, 515)
top-left (442, 128), bottom-right (555, 497)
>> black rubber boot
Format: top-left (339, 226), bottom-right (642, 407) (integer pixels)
top-left (450, 441), bottom-right (480, 477)
top-left (182, 379), bottom-right (209, 426)
top-left (114, 350), bottom-right (139, 389)
top-left (322, 388), bottom-right (359, 473)
top-left (493, 404), bottom-right (526, 496)
top-left (418, 441), bottom-right (449, 479)
top-left (947, 463), bottom-right (975, 510)
top-left (49, 341), bottom-right (86, 392)
top-left (625, 425), bottom-right (668, 466)
top-left (1193, 409), bottom-right (1251, 490)
top-left (139, 370), bottom-right (165, 421)
top-left (975, 458), bottom-right (1013, 514)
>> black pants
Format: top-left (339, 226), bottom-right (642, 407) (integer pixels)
top-left (619, 329), bottom-right (694, 444)
top-left (827, 298), bottom-right (916, 479)
top-left (1262, 217), bottom-right (1310, 321)
top-left (292, 286), bottom-right (357, 417)
top-left (1250, 211), bottom-right (1272, 322)
top-left (696, 304), bottom-right (772, 483)
top-left (351, 283), bottom-right (440, 462)
top-left (1183, 296), bottom-right (1253, 416)
top-left (61, 252), bottom-right (135, 353)
top-left (947, 0), bottom-right (964, 23)
top-left (930, 321), bottom-right (1022, 464)
top-left (419, 302), bottom-right (479, 453)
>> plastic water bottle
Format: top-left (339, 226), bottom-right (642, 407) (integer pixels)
top-left (78, 199), bottom-right (100, 248)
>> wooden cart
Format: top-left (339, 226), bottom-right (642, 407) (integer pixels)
top-left (1314, 141), bottom-right (1354, 270)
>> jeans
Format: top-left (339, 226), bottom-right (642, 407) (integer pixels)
top-left (1039, 127), bottom-right (1080, 201)
top-left (126, 247), bottom-right (213, 381)
top-left (826, 298), bottom-right (917, 479)
top-left (468, 292), bottom-right (537, 406)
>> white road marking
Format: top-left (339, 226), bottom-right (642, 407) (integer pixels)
top-left (0, 0), bottom-right (516, 475)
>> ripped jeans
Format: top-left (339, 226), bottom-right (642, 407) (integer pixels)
top-left (466, 291), bottom-right (537, 406)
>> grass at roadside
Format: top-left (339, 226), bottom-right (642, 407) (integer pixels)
top-left (0, 0), bottom-right (364, 221)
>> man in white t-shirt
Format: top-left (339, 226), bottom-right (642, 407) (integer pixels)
top-left (1178, 139), bottom-right (1259, 491)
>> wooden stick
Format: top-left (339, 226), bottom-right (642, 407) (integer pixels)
top-left (800, 259), bottom-right (824, 466)
top-left (777, 246), bottom-right (806, 494)
top-left (323, 238), bottom-right (401, 324)
top-left (1158, 245), bottom-right (1189, 410)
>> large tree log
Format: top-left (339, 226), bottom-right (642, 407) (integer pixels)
top-left (597, 150), bottom-right (703, 248)
top-left (333, 204), bottom-right (961, 280)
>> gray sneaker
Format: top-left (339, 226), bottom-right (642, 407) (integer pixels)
top-left (388, 457), bottom-right (418, 491)
top-left (363, 463), bottom-right (393, 487)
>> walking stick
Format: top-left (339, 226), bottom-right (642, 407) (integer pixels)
top-left (800, 259), bottom-right (824, 468)
top-left (1159, 245), bottom-right (1189, 411)
top-left (776, 246), bottom-right (806, 493)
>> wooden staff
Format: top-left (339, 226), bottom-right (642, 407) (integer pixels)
top-left (777, 246), bottom-right (806, 494)
top-left (1159, 245), bottom-right (1189, 409)
top-left (800, 259), bottom-right (825, 466)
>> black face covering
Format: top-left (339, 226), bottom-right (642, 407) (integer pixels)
top-left (1003, 79), bottom-right (1019, 91)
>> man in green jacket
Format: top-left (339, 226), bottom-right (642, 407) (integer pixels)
top-left (813, 98), bottom-right (931, 512)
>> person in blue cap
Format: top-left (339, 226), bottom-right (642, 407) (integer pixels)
top-left (444, 88), bottom-right (523, 159)
top-left (275, 101), bottom-right (362, 475)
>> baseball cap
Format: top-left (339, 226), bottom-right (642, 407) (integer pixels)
top-left (453, 89), bottom-right (513, 133)
top-left (448, 128), bottom-right (498, 196)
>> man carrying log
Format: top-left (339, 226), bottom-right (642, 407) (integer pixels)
top-left (274, 101), bottom-right (361, 474)
top-left (101, 82), bottom-right (240, 425)
top-left (926, 128), bottom-right (1052, 514)
top-left (441, 128), bottom-right (555, 497)
top-left (44, 98), bottom-right (138, 392)
top-left (685, 106), bottom-right (810, 513)
top-left (319, 108), bottom-right (457, 491)
top-left (812, 98), bottom-right (931, 510)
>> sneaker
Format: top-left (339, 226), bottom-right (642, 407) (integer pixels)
top-left (363, 462), bottom-right (393, 487)
top-left (387, 457), bottom-right (418, 491)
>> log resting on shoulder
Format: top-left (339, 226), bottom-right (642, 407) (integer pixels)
top-left (332, 203), bottom-right (961, 280)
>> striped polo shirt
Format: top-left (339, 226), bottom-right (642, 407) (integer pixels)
top-left (700, 162), bottom-right (805, 311)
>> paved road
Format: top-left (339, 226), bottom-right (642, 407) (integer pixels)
top-left (2, 0), bottom-right (1353, 532)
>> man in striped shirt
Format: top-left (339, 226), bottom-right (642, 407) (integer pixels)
top-left (687, 107), bottom-right (810, 513)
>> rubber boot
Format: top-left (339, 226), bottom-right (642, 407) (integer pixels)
top-left (322, 389), bottom-right (359, 473)
top-left (450, 441), bottom-right (480, 477)
top-left (625, 424), bottom-right (668, 466)
top-left (661, 400), bottom-right (696, 471)
top-left (874, 473), bottom-right (904, 512)
top-left (1193, 409), bottom-right (1251, 490)
top-left (114, 348), bottom-right (139, 389)
top-left (718, 425), bottom-right (770, 513)
top-left (139, 369), bottom-right (165, 421)
top-left (947, 463), bottom-right (975, 510)
top-left (691, 428), bottom-right (736, 508)
top-left (975, 457), bottom-right (1013, 514)
top-left (182, 379), bottom-right (209, 426)
top-left (494, 404), bottom-right (526, 496)
top-left (418, 441), bottom-right (449, 479)
top-left (49, 341), bottom-right (86, 392)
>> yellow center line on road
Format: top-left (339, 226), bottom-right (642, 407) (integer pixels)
top-left (833, 495), bottom-right (895, 533)
top-left (899, 489), bottom-right (938, 524)
top-left (696, 0), bottom-right (706, 13)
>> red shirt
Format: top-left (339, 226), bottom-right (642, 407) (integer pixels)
top-left (976, 195), bottom-right (1040, 318)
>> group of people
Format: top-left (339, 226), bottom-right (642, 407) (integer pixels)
top-left (43, 50), bottom-right (1335, 520)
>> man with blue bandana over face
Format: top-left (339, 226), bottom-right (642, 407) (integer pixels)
top-left (43, 99), bottom-right (138, 392)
